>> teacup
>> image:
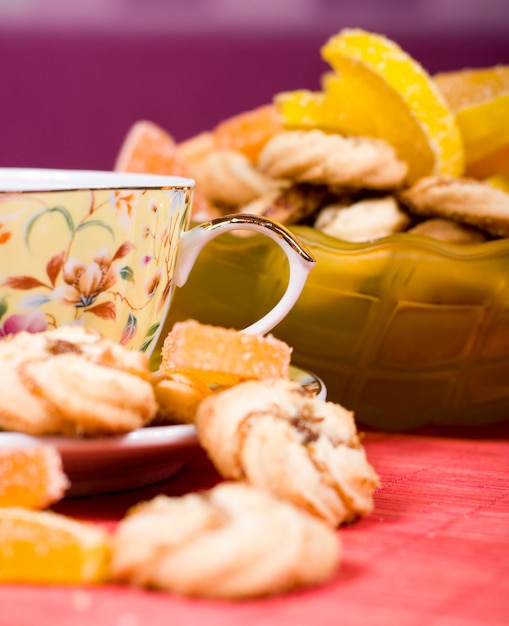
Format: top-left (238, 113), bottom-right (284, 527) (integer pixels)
top-left (0, 168), bottom-right (315, 363)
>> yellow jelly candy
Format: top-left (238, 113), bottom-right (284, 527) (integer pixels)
top-left (0, 507), bottom-right (110, 584)
top-left (293, 29), bottom-right (465, 183)
top-left (275, 80), bottom-right (376, 138)
top-left (434, 65), bottom-right (509, 176)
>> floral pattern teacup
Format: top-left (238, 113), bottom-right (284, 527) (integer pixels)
top-left (0, 169), bottom-right (315, 360)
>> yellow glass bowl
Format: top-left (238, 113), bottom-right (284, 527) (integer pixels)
top-left (167, 224), bottom-right (509, 430)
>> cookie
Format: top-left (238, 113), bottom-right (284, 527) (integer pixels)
top-left (408, 217), bottom-right (488, 244)
top-left (239, 183), bottom-right (332, 227)
top-left (110, 482), bottom-right (340, 599)
top-left (315, 196), bottom-right (410, 242)
top-left (195, 378), bottom-right (379, 526)
top-left (0, 326), bottom-right (157, 437)
top-left (257, 129), bottom-right (408, 189)
top-left (399, 175), bottom-right (509, 237)
top-left (191, 149), bottom-right (280, 207)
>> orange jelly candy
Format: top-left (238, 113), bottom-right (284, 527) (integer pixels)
top-left (0, 507), bottom-right (110, 584)
top-left (160, 319), bottom-right (292, 386)
top-left (0, 433), bottom-right (69, 509)
top-left (213, 104), bottom-right (284, 163)
top-left (114, 119), bottom-right (181, 174)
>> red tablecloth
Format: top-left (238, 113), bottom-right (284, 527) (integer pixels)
top-left (1, 425), bottom-right (508, 626)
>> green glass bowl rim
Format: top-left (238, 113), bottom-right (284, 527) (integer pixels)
top-left (288, 225), bottom-right (509, 262)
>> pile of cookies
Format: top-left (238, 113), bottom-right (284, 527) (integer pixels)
top-left (115, 31), bottom-right (509, 247)
top-left (0, 321), bottom-right (379, 598)
top-left (177, 121), bottom-right (509, 246)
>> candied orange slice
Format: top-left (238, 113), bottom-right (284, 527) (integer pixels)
top-left (114, 120), bottom-right (218, 220)
top-left (114, 119), bottom-right (181, 174)
top-left (0, 434), bottom-right (68, 509)
top-left (160, 319), bottom-right (292, 386)
top-left (317, 29), bottom-right (464, 182)
top-left (275, 79), bottom-right (375, 138)
top-left (275, 89), bottom-right (327, 130)
top-left (213, 104), bottom-right (284, 163)
top-left (176, 131), bottom-right (216, 166)
top-left (0, 507), bottom-right (110, 583)
top-left (434, 66), bottom-right (509, 175)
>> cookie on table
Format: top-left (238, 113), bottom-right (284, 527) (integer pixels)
top-left (195, 378), bottom-right (379, 526)
top-left (110, 481), bottom-right (340, 599)
top-left (0, 326), bottom-right (157, 437)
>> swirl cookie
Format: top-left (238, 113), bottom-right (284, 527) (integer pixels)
top-left (195, 378), bottom-right (379, 526)
top-left (110, 482), bottom-right (340, 599)
top-left (240, 183), bottom-right (333, 226)
top-left (0, 326), bottom-right (157, 437)
top-left (408, 217), bottom-right (488, 244)
top-left (190, 149), bottom-right (281, 207)
top-left (399, 176), bottom-right (509, 237)
top-left (257, 129), bottom-right (408, 189)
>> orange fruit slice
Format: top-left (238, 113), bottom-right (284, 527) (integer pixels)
top-left (114, 120), bottom-right (218, 220)
top-left (0, 507), bottom-right (110, 584)
top-left (213, 104), bottom-right (284, 163)
top-left (275, 78), bottom-right (376, 138)
top-left (274, 89), bottom-right (327, 130)
top-left (160, 319), bottom-right (292, 386)
top-left (314, 29), bottom-right (464, 183)
top-left (434, 65), bottom-right (509, 175)
top-left (176, 131), bottom-right (216, 166)
top-left (0, 434), bottom-right (69, 509)
top-left (114, 119), bottom-right (181, 174)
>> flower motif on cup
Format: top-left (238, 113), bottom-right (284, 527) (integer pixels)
top-left (0, 221), bottom-right (11, 245)
top-left (53, 249), bottom-right (119, 308)
top-left (111, 190), bottom-right (140, 229)
top-left (0, 186), bottom-right (190, 350)
top-left (0, 307), bottom-right (47, 337)
top-left (143, 268), bottom-right (161, 298)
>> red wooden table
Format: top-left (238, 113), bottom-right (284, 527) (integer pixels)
top-left (1, 424), bottom-right (508, 626)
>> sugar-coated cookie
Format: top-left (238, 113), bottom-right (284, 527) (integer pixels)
top-left (110, 482), bottom-right (340, 599)
top-left (195, 378), bottom-right (379, 526)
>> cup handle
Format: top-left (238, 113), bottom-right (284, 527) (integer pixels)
top-left (174, 214), bottom-right (316, 335)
